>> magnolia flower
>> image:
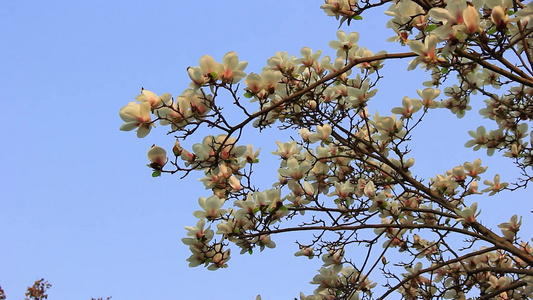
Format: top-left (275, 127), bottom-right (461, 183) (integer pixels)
top-left (252, 190), bottom-right (270, 209)
top-left (272, 140), bottom-right (302, 161)
top-left (464, 126), bottom-right (487, 150)
top-left (352, 48), bottom-right (386, 73)
top-left (310, 266), bottom-right (340, 291)
top-left (147, 145), bottom-right (167, 169)
top-left (299, 128), bottom-right (312, 142)
top-left (363, 181), bottom-right (376, 198)
top-left (302, 181), bottom-right (315, 196)
top-left (482, 174), bottom-right (508, 195)
top-left (320, 0), bottom-right (356, 20)
top-left (199, 54), bottom-right (223, 82)
top-left (463, 72), bottom-right (483, 92)
top-left (386, 0), bottom-right (426, 35)
top-left (391, 96), bottom-right (422, 119)
top-left (329, 181), bottom-right (355, 200)
top-left (325, 57), bottom-right (351, 82)
top-left (329, 30), bottom-right (359, 57)
top-left (478, 69), bottom-right (501, 89)
top-left (498, 215), bottom-right (522, 240)
top-left (429, 0), bottom-right (466, 25)
top-left (182, 219), bottom-right (214, 250)
top-left (244, 73), bottom-right (263, 96)
top-left (322, 248), bottom-right (344, 266)
top-left (288, 180), bottom-right (305, 196)
top-left (119, 101), bottom-right (152, 138)
top-left (309, 124), bottom-right (332, 143)
top-left (228, 176), bottom-right (242, 191)
top-left (431, 173), bottom-right (459, 195)
top-left (187, 66), bottom-right (205, 87)
top-left (186, 248), bottom-right (207, 267)
top-left (403, 262), bottom-right (429, 285)
top-left (311, 55), bottom-right (333, 76)
top-left (297, 47), bottom-right (323, 73)
top-left (428, 3), bottom-right (475, 43)
top-left (491, 5), bottom-right (509, 29)
top-left (463, 158), bottom-right (487, 179)
top-left (265, 51), bottom-right (297, 73)
top-left (180, 149), bottom-right (195, 165)
top-left (440, 84), bottom-right (472, 118)
top-left (373, 114), bottom-right (405, 140)
top-left (242, 144), bottom-right (261, 163)
top-left (278, 157), bottom-right (312, 180)
top-left (183, 88), bottom-right (211, 117)
top-left (347, 78), bottom-right (378, 107)
top-left (244, 70), bottom-right (283, 99)
top-left (135, 89), bottom-right (170, 109)
top-left (234, 192), bottom-right (257, 214)
top-left (157, 96), bottom-right (192, 130)
top-left (192, 135), bottom-right (216, 162)
top-left (416, 88), bottom-right (440, 108)
top-left (503, 143), bottom-right (521, 158)
top-left (458, 4), bottom-right (480, 34)
top-left (294, 247), bottom-right (315, 259)
top-left (219, 51), bottom-right (248, 84)
top-left (428, 0), bottom-right (466, 41)
top-left (193, 195), bottom-right (227, 220)
top-left (198, 171), bottom-right (223, 189)
top-left (456, 202), bottom-right (480, 223)
top-left (216, 219), bottom-right (238, 236)
top-left (184, 219), bottom-right (212, 239)
top-left (408, 34), bottom-right (441, 70)
top-left (258, 234), bottom-right (276, 250)
top-left (451, 166), bottom-right (466, 181)
top-left (215, 163), bottom-right (230, 178)
top-left (466, 180), bottom-right (480, 194)
top-left (213, 134), bottom-right (247, 160)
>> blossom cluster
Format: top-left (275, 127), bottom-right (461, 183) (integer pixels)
top-left (119, 0), bottom-right (533, 297)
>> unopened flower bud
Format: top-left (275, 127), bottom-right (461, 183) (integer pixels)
top-left (173, 139), bottom-right (183, 156)
top-left (147, 145), bottom-right (167, 170)
top-left (228, 176), bottom-right (242, 191)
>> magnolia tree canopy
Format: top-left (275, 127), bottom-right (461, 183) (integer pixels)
top-left (119, 0), bottom-right (533, 299)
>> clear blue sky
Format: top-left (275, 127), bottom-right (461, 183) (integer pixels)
top-left (1, 1), bottom-right (531, 299)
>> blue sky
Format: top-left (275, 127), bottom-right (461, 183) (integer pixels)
top-left (1, 1), bottom-right (531, 299)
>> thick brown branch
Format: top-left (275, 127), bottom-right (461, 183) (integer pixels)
top-left (241, 223), bottom-right (495, 244)
top-left (456, 49), bottom-right (533, 87)
top-left (466, 266), bottom-right (533, 276)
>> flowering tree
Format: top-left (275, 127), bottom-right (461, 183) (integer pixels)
top-left (119, 0), bottom-right (533, 299)
top-left (0, 280), bottom-right (111, 300)
top-left (0, 279), bottom-right (52, 300)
